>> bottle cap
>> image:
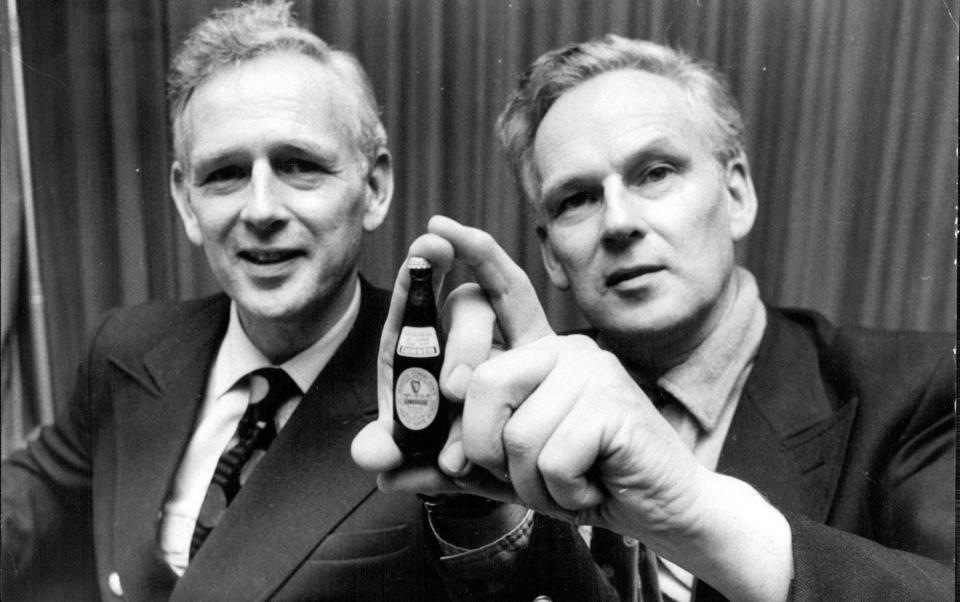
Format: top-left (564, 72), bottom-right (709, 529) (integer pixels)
top-left (407, 256), bottom-right (431, 270)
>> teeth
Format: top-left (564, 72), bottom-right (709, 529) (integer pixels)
top-left (244, 250), bottom-right (293, 264)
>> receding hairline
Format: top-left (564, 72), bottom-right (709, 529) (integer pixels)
top-left (496, 35), bottom-right (745, 210)
top-left (171, 47), bottom-right (381, 170)
top-left (175, 50), bottom-right (371, 162)
top-left (528, 68), bottom-right (736, 208)
top-left (167, 1), bottom-right (386, 172)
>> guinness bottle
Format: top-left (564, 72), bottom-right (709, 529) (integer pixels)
top-left (393, 257), bottom-right (449, 458)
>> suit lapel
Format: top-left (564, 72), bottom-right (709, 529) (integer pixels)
top-left (172, 283), bottom-right (387, 601)
top-left (715, 310), bottom-right (858, 522)
top-left (693, 312), bottom-right (858, 602)
top-left (110, 297), bottom-right (230, 600)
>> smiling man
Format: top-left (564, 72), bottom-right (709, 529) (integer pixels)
top-left (0, 3), bottom-right (540, 600)
top-left (353, 35), bottom-right (954, 601)
top-left (169, 49), bottom-right (387, 363)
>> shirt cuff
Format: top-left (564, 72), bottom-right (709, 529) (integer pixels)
top-left (431, 509), bottom-right (535, 596)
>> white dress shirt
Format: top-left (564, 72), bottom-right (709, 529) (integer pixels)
top-left (158, 281), bottom-right (361, 575)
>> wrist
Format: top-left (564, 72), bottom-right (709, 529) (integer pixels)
top-left (670, 471), bottom-right (793, 602)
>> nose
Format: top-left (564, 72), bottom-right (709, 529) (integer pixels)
top-left (239, 159), bottom-right (288, 234)
top-left (600, 176), bottom-right (646, 251)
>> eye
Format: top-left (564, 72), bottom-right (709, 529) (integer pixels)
top-left (202, 164), bottom-right (248, 187)
top-left (276, 157), bottom-right (324, 176)
top-left (643, 164), bottom-right (674, 183)
top-left (554, 189), bottom-right (602, 218)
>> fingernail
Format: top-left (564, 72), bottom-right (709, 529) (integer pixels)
top-left (446, 364), bottom-right (472, 400)
top-left (439, 441), bottom-right (471, 476)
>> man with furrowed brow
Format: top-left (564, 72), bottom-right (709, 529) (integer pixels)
top-left (353, 34), bottom-right (954, 601)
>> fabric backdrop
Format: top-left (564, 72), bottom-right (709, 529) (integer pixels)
top-left (3, 0), bottom-right (957, 455)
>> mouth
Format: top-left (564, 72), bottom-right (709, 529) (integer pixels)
top-left (605, 265), bottom-right (664, 288)
top-left (237, 249), bottom-right (305, 265)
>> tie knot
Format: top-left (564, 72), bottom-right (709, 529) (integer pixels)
top-left (245, 367), bottom-right (298, 432)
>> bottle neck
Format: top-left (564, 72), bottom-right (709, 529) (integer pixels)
top-left (408, 271), bottom-right (434, 308)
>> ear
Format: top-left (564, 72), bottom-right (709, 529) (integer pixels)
top-left (537, 225), bottom-right (570, 291)
top-left (724, 155), bottom-right (757, 241)
top-left (170, 161), bottom-right (204, 246)
top-left (361, 150), bottom-right (394, 232)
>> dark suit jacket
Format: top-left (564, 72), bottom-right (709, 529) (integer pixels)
top-left (691, 307), bottom-right (954, 601)
top-left (6, 286), bottom-right (950, 600)
top-left (2, 279), bottom-right (614, 602)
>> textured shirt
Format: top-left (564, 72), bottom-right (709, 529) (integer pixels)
top-left (158, 281), bottom-right (361, 575)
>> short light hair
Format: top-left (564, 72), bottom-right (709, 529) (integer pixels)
top-left (167, 1), bottom-right (386, 169)
top-left (497, 34), bottom-right (745, 206)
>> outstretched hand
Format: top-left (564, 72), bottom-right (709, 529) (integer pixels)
top-left (350, 215), bottom-right (701, 529)
top-left (350, 216), bottom-right (792, 602)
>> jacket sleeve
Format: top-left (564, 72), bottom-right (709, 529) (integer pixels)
top-left (787, 347), bottom-right (955, 601)
top-left (787, 513), bottom-right (953, 601)
top-left (1, 313), bottom-right (111, 597)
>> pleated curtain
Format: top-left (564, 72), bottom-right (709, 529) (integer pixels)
top-left (3, 0), bottom-right (956, 455)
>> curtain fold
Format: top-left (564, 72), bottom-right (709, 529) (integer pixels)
top-left (6, 0), bottom-right (957, 449)
top-left (2, 0), bottom-right (29, 457)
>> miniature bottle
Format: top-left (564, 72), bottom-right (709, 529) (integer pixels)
top-left (393, 257), bottom-right (449, 458)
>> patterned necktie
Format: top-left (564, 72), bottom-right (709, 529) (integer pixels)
top-left (189, 367), bottom-right (298, 559)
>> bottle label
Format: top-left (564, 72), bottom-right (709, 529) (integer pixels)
top-left (397, 326), bottom-right (441, 358)
top-left (395, 367), bottom-right (440, 430)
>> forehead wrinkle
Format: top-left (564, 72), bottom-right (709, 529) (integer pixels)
top-left (180, 60), bottom-right (364, 172)
top-left (533, 74), bottom-right (717, 201)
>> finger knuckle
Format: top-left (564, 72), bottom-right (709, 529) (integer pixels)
top-left (467, 362), bottom-right (498, 390)
top-left (595, 349), bottom-right (622, 370)
top-left (536, 449), bottom-right (568, 481)
top-left (471, 229), bottom-right (498, 254)
top-left (463, 443), bottom-right (500, 469)
top-left (502, 421), bottom-right (535, 458)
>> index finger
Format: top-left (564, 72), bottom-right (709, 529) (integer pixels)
top-left (427, 215), bottom-right (553, 346)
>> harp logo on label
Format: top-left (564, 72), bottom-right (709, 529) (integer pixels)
top-left (395, 367), bottom-right (439, 430)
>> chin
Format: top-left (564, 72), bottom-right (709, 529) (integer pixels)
top-left (589, 303), bottom-right (689, 343)
top-left (235, 291), bottom-right (303, 321)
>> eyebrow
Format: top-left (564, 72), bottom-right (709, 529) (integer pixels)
top-left (540, 136), bottom-right (686, 204)
top-left (189, 141), bottom-right (341, 180)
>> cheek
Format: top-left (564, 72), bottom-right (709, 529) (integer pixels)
top-left (188, 191), bottom-right (241, 231)
top-left (677, 189), bottom-right (731, 248)
top-left (191, 208), bottom-right (233, 241)
top-left (299, 185), bottom-right (368, 226)
top-left (550, 225), bottom-right (598, 269)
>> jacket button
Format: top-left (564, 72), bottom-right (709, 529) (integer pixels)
top-left (108, 572), bottom-right (124, 597)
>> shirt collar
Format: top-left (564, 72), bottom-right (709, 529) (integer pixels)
top-left (655, 267), bottom-right (766, 432)
top-left (209, 280), bottom-right (362, 398)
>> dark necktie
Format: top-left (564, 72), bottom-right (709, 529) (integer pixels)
top-left (189, 367), bottom-right (298, 559)
top-left (640, 383), bottom-right (674, 411)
